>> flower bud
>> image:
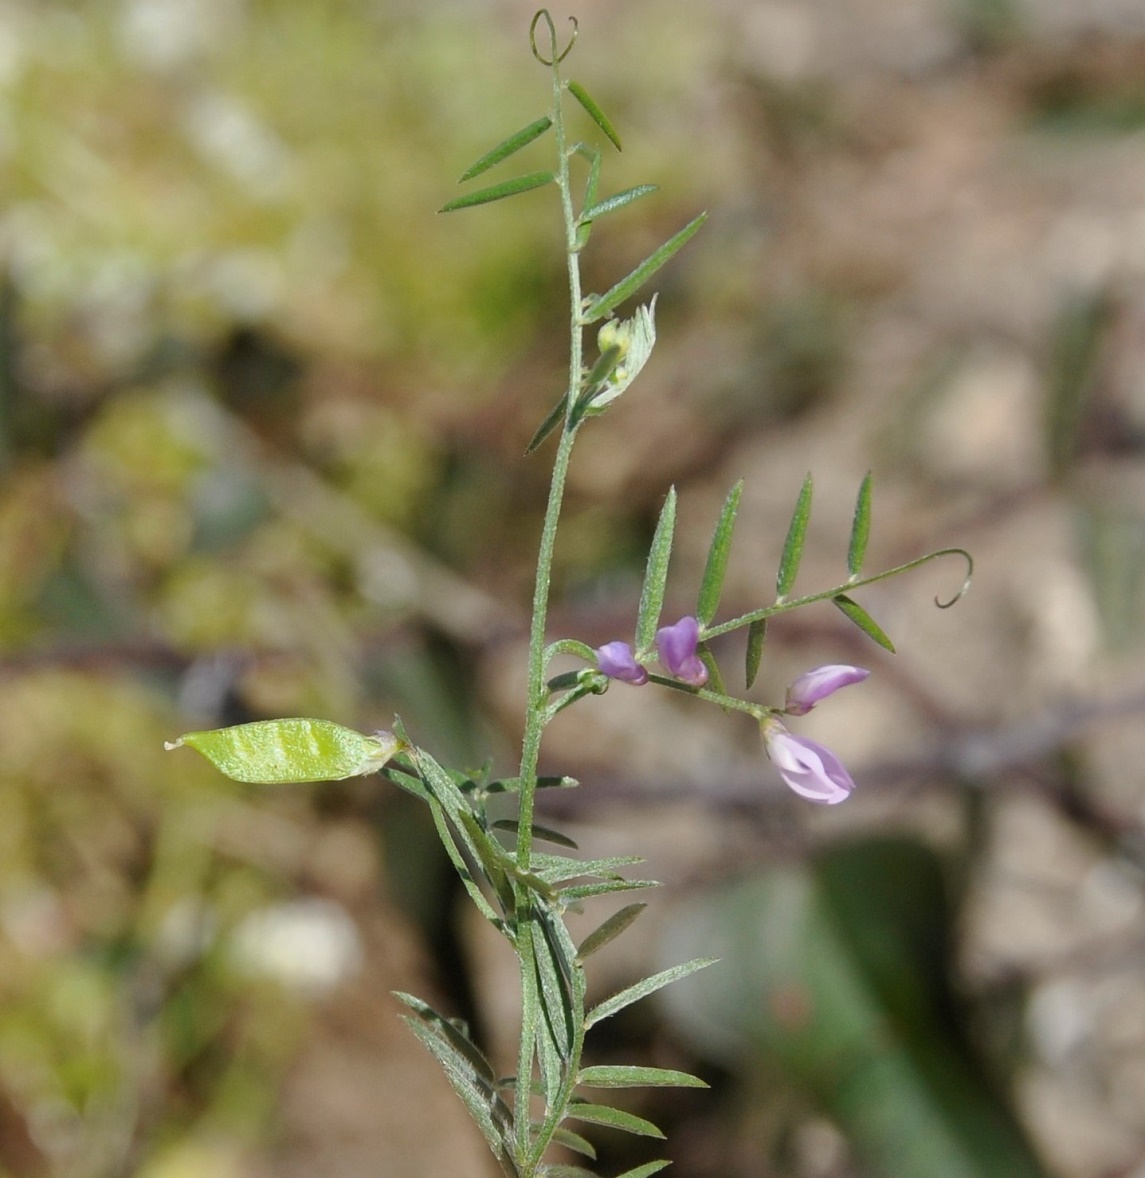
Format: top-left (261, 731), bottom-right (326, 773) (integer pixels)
top-left (586, 297), bottom-right (657, 411)
top-left (784, 664), bottom-right (870, 716)
top-left (655, 616), bottom-right (708, 687)
top-left (594, 641), bottom-right (648, 685)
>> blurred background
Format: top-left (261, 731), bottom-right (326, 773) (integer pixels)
top-left (2, 0), bottom-right (1145, 1174)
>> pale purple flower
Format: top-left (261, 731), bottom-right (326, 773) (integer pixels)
top-left (762, 721), bottom-right (855, 805)
top-left (595, 641), bottom-right (648, 685)
top-left (784, 664), bottom-right (870, 716)
top-left (655, 616), bottom-right (708, 687)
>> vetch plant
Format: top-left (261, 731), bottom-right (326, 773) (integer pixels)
top-left (166, 12), bottom-right (971, 1176)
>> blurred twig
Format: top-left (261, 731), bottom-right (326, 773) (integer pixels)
top-left (212, 401), bottom-right (516, 648)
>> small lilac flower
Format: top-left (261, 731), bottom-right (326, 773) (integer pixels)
top-left (594, 641), bottom-right (648, 685)
top-left (655, 615), bottom-right (708, 687)
top-left (784, 664), bottom-right (870, 716)
top-left (762, 721), bottom-right (855, 805)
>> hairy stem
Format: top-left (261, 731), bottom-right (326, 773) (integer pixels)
top-left (513, 26), bottom-right (585, 1167)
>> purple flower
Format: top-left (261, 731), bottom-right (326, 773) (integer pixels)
top-left (784, 664), bottom-right (870, 716)
top-left (655, 616), bottom-right (708, 687)
top-left (594, 641), bottom-right (648, 685)
top-left (762, 721), bottom-right (855, 805)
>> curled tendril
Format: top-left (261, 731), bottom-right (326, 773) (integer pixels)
top-left (932, 547), bottom-right (973, 609)
top-left (530, 9), bottom-right (578, 66)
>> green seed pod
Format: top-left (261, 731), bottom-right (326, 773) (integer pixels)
top-left (165, 718), bottom-right (404, 784)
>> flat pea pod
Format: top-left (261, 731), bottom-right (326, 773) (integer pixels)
top-left (165, 718), bottom-right (403, 784)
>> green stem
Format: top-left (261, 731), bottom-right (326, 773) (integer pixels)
top-left (514, 26), bottom-right (585, 1168)
top-left (645, 673), bottom-right (767, 718)
top-left (527, 1017), bottom-right (587, 1171)
top-left (516, 12), bottom-right (584, 873)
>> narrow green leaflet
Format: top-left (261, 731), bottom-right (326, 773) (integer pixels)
top-left (165, 719), bottom-right (401, 784)
top-left (550, 1127), bottom-right (597, 1159)
top-left (577, 1065), bottom-right (708, 1089)
top-left (539, 902), bottom-right (585, 1005)
top-left (458, 116), bottom-right (553, 182)
top-left (635, 487), bottom-right (677, 651)
top-left (579, 184), bottom-right (658, 225)
top-left (566, 1101), bottom-right (665, 1139)
top-left (776, 473), bottom-right (813, 598)
top-left (576, 903), bottom-right (646, 962)
top-left (414, 746), bottom-right (477, 817)
top-left (413, 751), bottom-right (516, 916)
top-left (744, 617), bottom-right (767, 689)
top-left (531, 932), bottom-right (568, 1107)
top-left (580, 213), bottom-right (707, 325)
top-left (513, 867), bottom-right (560, 902)
top-left (696, 480), bottom-right (743, 626)
top-left (568, 80), bottom-right (622, 150)
top-left (439, 170), bottom-right (555, 213)
top-left (402, 1016), bottom-right (512, 1164)
top-left (383, 766), bottom-right (432, 802)
top-left (532, 919), bottom-right (575, 1060)
top-left (436, 805), bottom-right (514, 930)
top-left (531, 854), bottom-right (645, 884)
top-left (575, 143), bottom-right (602, 250)
top-left (616, 1163), bottom-right (671, 1178)
top-left (535, 996), bottom-right (565, 1108)
top-left (833, 594), bottom-right (896, 652)
top-left (585, 958), bottom-right (717, 1029)
top-left (393, 992), bottom-right (497, 1084)
top-left (579, 143), bottom-right (602, 206)
top-left (526, 392), bottom-right (569, 454)
top-left (848, 471), bottom-right (873, 577)
top-left (456, 811), bottom-right (517, 915)
top-left (539, 1167), bottom-right (599, 1178)
top-left (493, 819), bottom-right (579, 850)
top-left (558, 879), bottom-right (657, 903)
